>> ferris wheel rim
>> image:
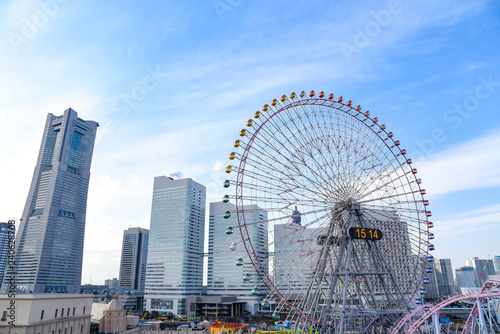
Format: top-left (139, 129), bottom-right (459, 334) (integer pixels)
top-left (231, 93), bottom-right (431, 326)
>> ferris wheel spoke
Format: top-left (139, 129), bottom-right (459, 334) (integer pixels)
top-left (247, 123), bottom-right (341, 199)
top-left (274, 103), bottom-right (354, 196)
top-left (258, 109), bottom-right (344, 196)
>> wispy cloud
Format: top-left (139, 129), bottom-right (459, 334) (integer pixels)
top-left (418, 129), bottom-right (500, 198)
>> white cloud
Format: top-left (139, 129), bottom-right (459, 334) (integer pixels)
top-left (417, 130), bottom-right (500, 198)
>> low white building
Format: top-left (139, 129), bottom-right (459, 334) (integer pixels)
top-left (0, 294), bottom-right (92, 334)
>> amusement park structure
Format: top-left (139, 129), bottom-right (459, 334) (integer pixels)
top-left (222, 90), bottom-right (434, 333)
top-left (392, 279), bottom-right (500, 333)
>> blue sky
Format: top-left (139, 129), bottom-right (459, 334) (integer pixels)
top-left (0, 0), bottom-right (499, 285)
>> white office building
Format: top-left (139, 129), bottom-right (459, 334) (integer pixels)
top-left (144, 177), bottom-right (206, 316)
top-left (206, 202), bottom-right (268, 314)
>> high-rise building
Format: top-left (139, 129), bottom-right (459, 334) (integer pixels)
top-left (144, 177), bottom-right (206, 316)
top-left (206, 202), bottom-right (268, 314)
top-left (423, 261), bottom-right (439, 299)
top-left (492, 256), bottom-right (500, 275)
top-left (1, 109), bottom-right (98, 294)
top-left (118, 227), bottom-right (149, 290)
top-left (434, 259), bottom-right (456, 296)
top-left (105, 278), bottom-right (119, 289)
top-left (466, 257), bottom-right (496, 285)
top-left (0, 222), bottom-right (12, 286)
top-left (456, 266), bottom-right (478, 289)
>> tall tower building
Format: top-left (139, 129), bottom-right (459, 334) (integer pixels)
top-left (0, 223), bottom-right (12, 286)
top-left (144, 177), bottom-right (206, 316)
top-left (434, 259), bottom-right (456, 296)
top-left (119, 227), bottom-right (149, 290)
top-left (1, 109), bottom-right (98, 293)
top-left (206, 202), bottom-right (268, 314)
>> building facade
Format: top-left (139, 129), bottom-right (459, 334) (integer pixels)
top-left (456, 266), bottom-right (478, 289)
top-left (206, 202), bottom-right (268, 314)
top-left (0, 294), bottom-right (92, 334)
top-left (434, 259), bottom-right (456, 296)
top-left (466, 257), bottom-right (497, 286)
top-left (493, 256), bottom-right (500, 275)
top-left (0, 223), bottom-right (11, 286)
top-left (104, 279), bottom-right (119, 289)
top-left (1, 109), bottom-right (98, 294)
top-left (144, 177), bottom-right (206, 316)
top-left (119, 227), bottom-right (149, 290)
top-left (424, 261), bottom-right (439, 299)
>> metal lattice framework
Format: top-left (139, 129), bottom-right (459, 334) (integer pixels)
top-left (223, 90), bottom-right (433, 333)
top-left (392, 280), bottom-right (500, 333)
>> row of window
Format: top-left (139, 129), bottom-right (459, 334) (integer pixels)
top-left (41, 306), bottom-right (86, 320)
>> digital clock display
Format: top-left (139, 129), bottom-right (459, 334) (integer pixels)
top-left (348, 227), bottom-right (383, 241)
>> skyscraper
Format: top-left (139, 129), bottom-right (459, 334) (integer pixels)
top-left (206, 202), bottom-right (268, 314)
top-left (434, 259), bottom-right (456, 296)
top-left (0, 223), bottom-right (12, 286)
top-left (144, 177), bottom-right (206, 316)
top-left (456, 266), bottom-right (478, 289)
top-left (423, 261), bottom-right (439, 299)
top-left (1, 109), bottom-right (98, 293)
top-left (493, 256), bottom-right (500, 275)
top-left (119, 227), bottom-right (149, 290)
top-left (466, 257), bottom-right (496, 285)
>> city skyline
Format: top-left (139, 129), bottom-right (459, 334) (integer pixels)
top-left (0, 1), bottom-right (499, 284)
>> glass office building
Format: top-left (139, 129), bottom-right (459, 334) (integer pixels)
top-left (1, 109), bottom-right (98, 293)
top-left (206, 202), bottom-right (268, 314)
top-left (144, 176), bottom-right (206, 316)
top-left (119, 227), bottom-right (149, 290)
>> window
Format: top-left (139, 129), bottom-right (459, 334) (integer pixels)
top-left (40, 310), bottom-right (44, 320)
top-left (83, 306), bottom-right (86, 314)
top-left (70, 328), bottom-right (72, 334)
top-left (73, 308), bottom-right (75, 316)
top-left (55, 309), bottom-right (58, 318)
top-left (61, 309), bottom-right (64, 317)
top-left (80, 326), bottom-right (83, 333)
top-left (64, 329), bottom-right (67, 334)
top-left (1, 311), bottom-right (7, 321)
top-left (67, 308), bottom-right (70, 317)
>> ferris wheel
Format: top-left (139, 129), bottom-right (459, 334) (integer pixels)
top-left (223, 90), bottom-right (434, 333)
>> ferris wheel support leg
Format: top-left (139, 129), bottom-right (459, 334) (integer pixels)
top-left (339, 231), bottom-right (354, 334)
top-left (320, 208), bottom-right (355, 334)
